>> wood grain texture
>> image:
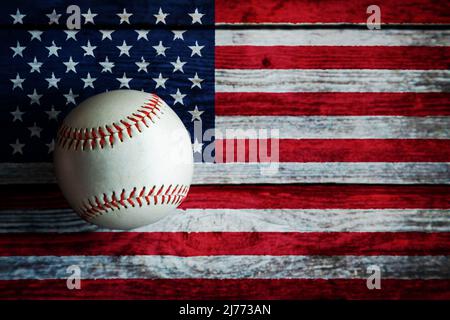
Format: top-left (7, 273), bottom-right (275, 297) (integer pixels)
top-left (215, 116), bottom-right (450, 138)
top-left (215, 139), bottom-right (450, 162)
top-left (216, 46), bottom-right (450, 69)
top-left (216, 30), bottom-right (450, 46)
top-left (1, 162), bottom-right (449, 184)
top-left (216, 0), bottom-right (450, 24)
top-left (0, 255), bottom-right (448, 279)
top-left (0, 1), bottom-right (214, 27)
top-left (215, 92), bottom-right (450, 116)
top-left (1, 208), bottom-right (449, 233)
top-left (0, 0), bottom-right (448, 301)
top-left (2, 184), bottom-right (448, 210)
top-left (0, 232), bottom-right (448, 256)
top-left (0, 279), bottom-right (448, 299)
top-left (215, 69), bottom-right (450, 92)
top-left (197, 163), bottom-right (450, 184)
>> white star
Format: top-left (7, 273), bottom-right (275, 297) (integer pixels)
top-left (10, 41), bottom-right (25, 58)
top-left (81, 72), bottom-right (96, 88)
top-left (46, 139), bottom-right (55, 153)
top-left (64, 30), bottom-right (78, 40)
top-left (99, 30), bottom-right (114, 40)
top-left (10, 139), bottom-right (25, 155)
top-left (10, 106), bottom-right (24, 122)
top-left (46, 9), bottom-right (61, 25)
top-left (188, 41), bottom-right (204, 57)
top-left (117, 8), bottom-right (132, 24)
top-left (189, 8), bottom-right (204, 24)
top-left (192, 138), bottom-right (203, 153)
top-left (82, 9), bottom-right (97, 24)
top-left (45, 72), bottom-right (61, 89)
top-left (116, 40), bottom-right (132, 57)
top-left (81, 40), bottom-right (96, 57)
top-left (28, 30), bottom-right (43, 41)
top-left (63, 56), bottom-right (78, 73)
top-left (135, 30), bottom-right (149, 40)
top-left (135, 57), bottom-right (149, 73)
top-left (116, 73), bottom-right (132, 88)
top-left (153, 73), bottom-right (168, 89)
top-left (154, 7), bottom-right (169, 24)
top-left (10, 73), bottom-right (25, 90)
top-left (153, 41), bottom-right (169, 56)
top-left (99, 56), bottom-right (115, 73)
top-left (189, 73), bottom-right (204, 89)
top-left (170, 88), bottom-right (186, 106)
top-left (64, 89), bottom-right (78, 105)
top-left (188, 106), bottom-right (204, 121)
top-left (45, 106), bottom-right (60, 120)
top-left (46, 40), bottom-right (61, 57)
top-left (28, 57), bottom-right (43, 73)
top-left (11, 9), bottom-right (26, 24)
top-left (27, 89), bottom-right (42, 105)
top-left (172, 30), bottom-right (186, 40)
top-left (170, 56), bottom-right (186, 73)
top-left (28, 123), bottom-right (42, 138)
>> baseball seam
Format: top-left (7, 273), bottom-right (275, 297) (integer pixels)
top-left (79, 184), bottom-right (190, 221)
top-left (56, 94), bottom-right (164, 151)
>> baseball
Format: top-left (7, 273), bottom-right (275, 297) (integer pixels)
top-left (54, 90), bottom-right (194, 230)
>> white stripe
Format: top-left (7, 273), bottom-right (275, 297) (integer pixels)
top-left (0, 209), bottom-right (449, 233)
top-left (215, 69), bottom-right (450, 93)
top-left (216, 116), bottom-right (450, 139)
top-left (216, 29), bottom-right (450, 46)
top-left (0, 255), bottom-right (447, 280)
top-left (1, 162), bottom-right (449, 184)
top-left (196, 163), bottom-right (450, 184)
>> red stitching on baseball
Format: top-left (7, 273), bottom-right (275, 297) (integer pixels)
top-left (78, 184), bottom-right (189, 221)
top-left (56, 94), bottom-right (164, 151)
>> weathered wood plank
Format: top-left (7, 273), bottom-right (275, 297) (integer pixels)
top-left (215, 116), bottom-right (450, 138)
top-left (216, 46), bottom-right (450, 69)
top-left (197, 163), bottom-right (450, 184)
top-left (0, 278), bottom-right (448, 299)
top-left (0, 2), bottom-right (214, 27)
top-left (215, 69), bottom-right (450, 92)
top-left (216, 29), bottom-right (450, 46)
top-left (1, 162), bottom-right (449, 184)
top-left (2, 184), bottom-right (448, 210)
top-left (215, 92), bottom-right (450, 116)
top-left (0, 232), bottom-right (448, 256)
top-left (1, 208), bottom-right (449, 233)
top-left (216, 139), bottom-right (450, 162)
top-left (216, 0), bottom-right (450, 25)
top-left (1, 255), bottom-right (448, 279)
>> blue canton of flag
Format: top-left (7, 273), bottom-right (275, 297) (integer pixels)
top-left (0, 0), bottom-right (214, 162)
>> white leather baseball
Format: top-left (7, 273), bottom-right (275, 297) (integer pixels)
top-left (54, 90), bottom-right (194, 230)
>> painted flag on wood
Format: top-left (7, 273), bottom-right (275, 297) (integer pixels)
top-left (0, 0), bottom-right (449, 299)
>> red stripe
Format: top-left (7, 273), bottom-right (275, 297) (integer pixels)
top-left (0, 232), bottom-right (448, 256)
top-left (216, 0), bottom-right (450, 24)
top-left (216, 46), bottom-right (450, 70)
top-left (0, 279), bottom-right (448, 299)
top-left (215, 139), bottom-right (450, 163)
top-left (184, 185), bottom-right (450, 209)
top-left (1, 185), bottom-right (449, 209)
top-left (215, 93), bottom-right (450, 116)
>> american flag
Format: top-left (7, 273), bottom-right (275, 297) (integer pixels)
top-left (0, 0), bottom-right (449, 299)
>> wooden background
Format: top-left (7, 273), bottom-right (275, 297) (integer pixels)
top-left (0, 0), bottom-right (449, 299)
